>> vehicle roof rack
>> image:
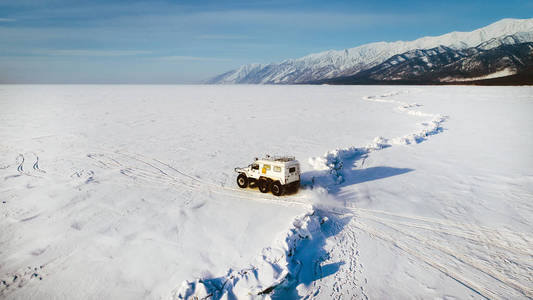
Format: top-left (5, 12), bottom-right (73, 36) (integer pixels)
top-left (262, 155), bottom-right (296, 162)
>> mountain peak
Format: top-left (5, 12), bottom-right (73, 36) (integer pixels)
top-left (209, 18), bottom-right (533, 84)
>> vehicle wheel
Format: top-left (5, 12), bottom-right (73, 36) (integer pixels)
top-left (258, 179), bottom-right (269, 193)
top-left (270, 181), bottom-right (284, 196)
top-left (291, 181), bottom-right (300, 193)
top-left (248, 178), bottom-right (257, 188)
top-left (237, 174), bottom-right (248, 188)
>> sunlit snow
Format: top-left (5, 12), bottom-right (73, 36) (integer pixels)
top-left (1, 85), bottom-right (532, 299)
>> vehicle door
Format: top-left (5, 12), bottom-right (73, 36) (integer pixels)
top-left (250, 163), bottom-right (260, 178)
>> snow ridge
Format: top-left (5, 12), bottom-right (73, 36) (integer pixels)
top-left (308, 90), bottom-right (448, 185)
top-left (209, 18), bottom-right (533, 84)
top-left (173, 211), bottom-right (322, 299)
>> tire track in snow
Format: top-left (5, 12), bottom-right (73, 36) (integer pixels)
top-left (87, 152), bottom-right (205, 192)
top-left (370, 217), bottom-right (532, 298)
top-left (3, 155), bottom-right (24, 180)
top-left (86, 150), bottom-right (310, 209)
top-left (31, 154), bottom-right (46, 173)
top-left (349, 219), bottom-right (499, 300)
top-left (119, 151), bottom-right (301, 204)
top-left (3, 153), bottom-right (47, 180)
top-left (348, 206), bottom-right (533, 256)
top-left (16, 154), bottom-right (24, 173)
top-left (317, 204), bottom-right (533, 299)
top-left (327, 204), bottom-right (533, 258)
top-left (349, 214), bottom-right (533, 299)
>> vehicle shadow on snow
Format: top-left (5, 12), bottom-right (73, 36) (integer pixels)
top-left (302, 166), bottom-right (414, 196)
top-left (330, 166), bottom-right (414, 195)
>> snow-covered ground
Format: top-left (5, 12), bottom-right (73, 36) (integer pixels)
top-left (0, 85), bottom-right (532, 299)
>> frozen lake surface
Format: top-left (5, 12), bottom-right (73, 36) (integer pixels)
top-left (0, 85), bottom-right (532, 299)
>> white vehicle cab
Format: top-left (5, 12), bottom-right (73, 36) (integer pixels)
top-left (235, 155), bottom-right (300, 196)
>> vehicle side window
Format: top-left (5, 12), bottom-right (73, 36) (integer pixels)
top-left (289, 167), bottom-right (296, 173)
top-left (263, 164), bottom-right (271, 170)
top-left (252, 164), bottom-right (259, 170)
top-left (273, 166), bottom-right (281, 172)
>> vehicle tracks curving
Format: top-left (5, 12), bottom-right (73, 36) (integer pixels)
top-left (86, 150), bottom-right (310, 209)
top-left (16, 154), bottom-right (24, 173)
top-left (3, 153), bottom-right (47, 180)
top-left (31, 154), bottom-right (46, 173)
top-left (346, 207), bottom-right (533, 299)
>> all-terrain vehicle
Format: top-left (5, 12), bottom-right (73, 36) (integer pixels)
top-left (235, 155), bottom-right (300, 196)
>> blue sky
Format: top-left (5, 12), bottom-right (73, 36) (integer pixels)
top-left (0, 0), bottom-right (531, 83)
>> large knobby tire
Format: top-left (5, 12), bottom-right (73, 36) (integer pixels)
top-left (270, 181), bottom-right (284, 196)
top-left (258, 179), bottom-right (269, 193)
top-left (288, 181), bottom-right (300, 194)
top-left (248, 178), bottom-right (257, 188)
top-left (237, 173), bottom-right (248, 188)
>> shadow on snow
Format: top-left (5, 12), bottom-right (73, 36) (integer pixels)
top-left (271, 210), bottom-right (351, 299)
top-left (301, 150), bottom-right (414, 196)
top-left (325, 166), bottom-right (413, 195)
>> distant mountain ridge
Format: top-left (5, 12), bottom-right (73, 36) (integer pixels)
top-left (208, 18), bottom-right (533, 84)
top-left (317, 41), bottom-right (533, 85)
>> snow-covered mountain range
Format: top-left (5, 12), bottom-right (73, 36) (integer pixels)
top-left (320, 39), bottom-right (533, 84)
top-left (208, 18), bottom-right (533, 84)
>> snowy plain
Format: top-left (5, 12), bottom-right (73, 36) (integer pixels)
top-left (0, 85), bottom-right (532, 299)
